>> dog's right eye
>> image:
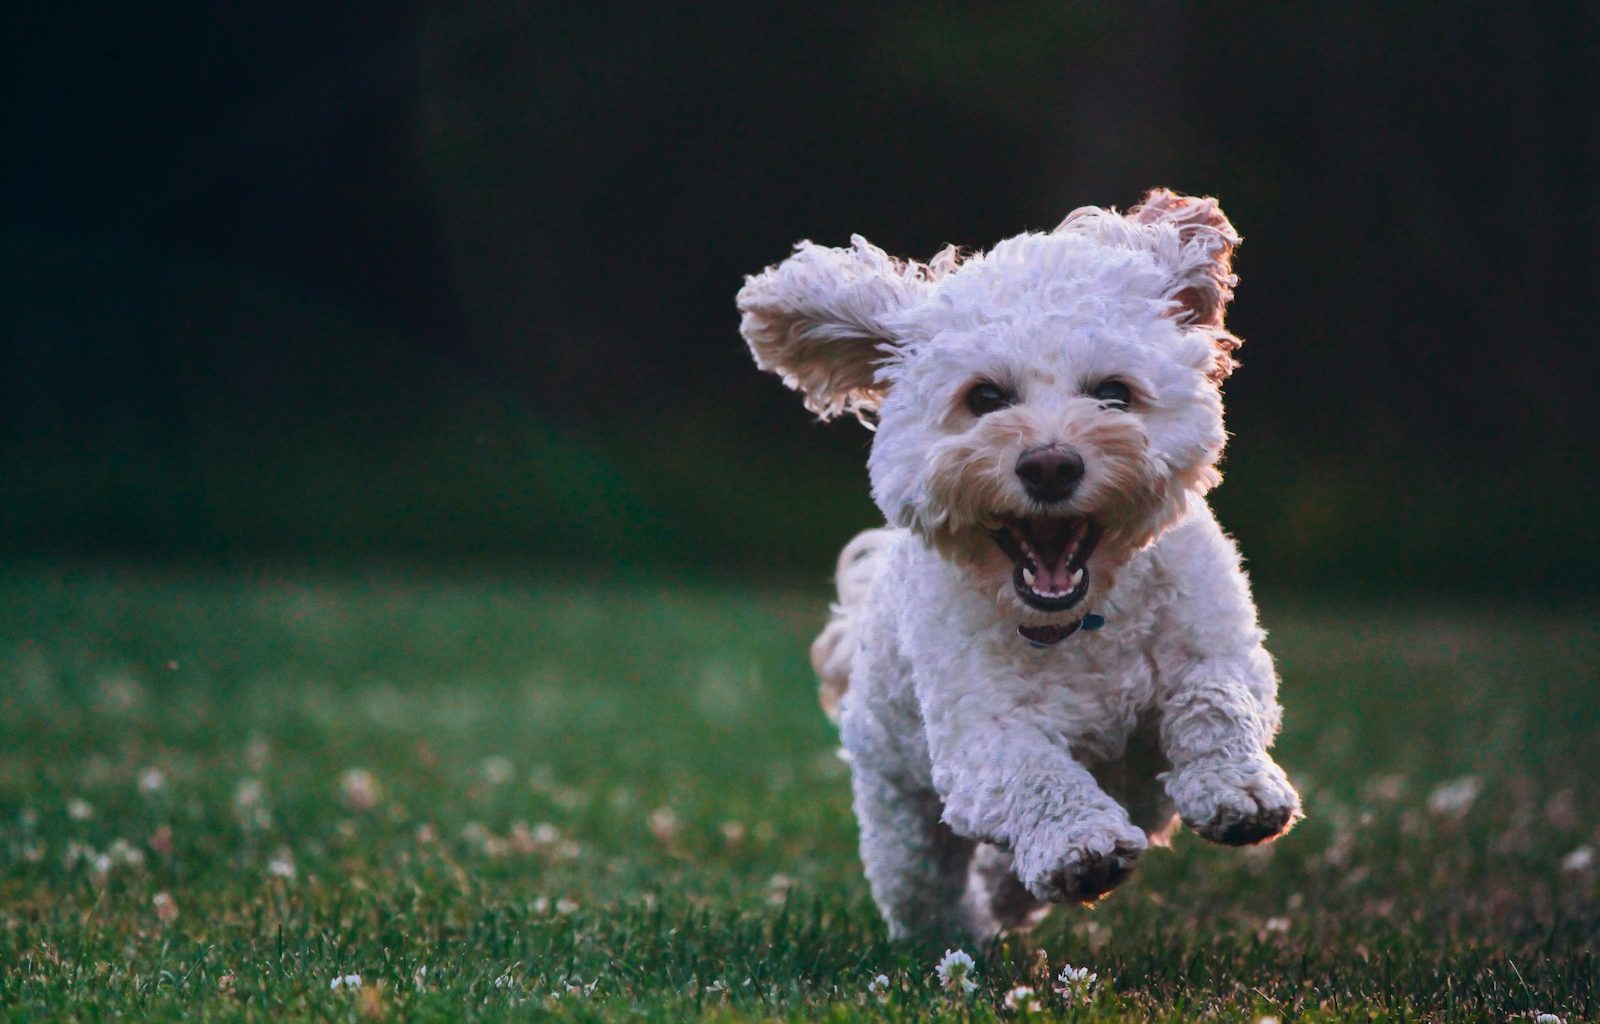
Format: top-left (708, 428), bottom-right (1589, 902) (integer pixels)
top-left (965, 382), bottom-right (1012, 416)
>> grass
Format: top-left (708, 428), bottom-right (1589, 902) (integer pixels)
top-left (0, 565), bottom-right (1595, 1022)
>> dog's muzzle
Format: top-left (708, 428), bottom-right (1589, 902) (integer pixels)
top-left (991, 515), bottom-right (1101, 612)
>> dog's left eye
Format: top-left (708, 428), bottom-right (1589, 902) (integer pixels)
top-left (1091, 380), bottom-right (1132, 408)
top-left (965, 382), bottom-right (1013, 416)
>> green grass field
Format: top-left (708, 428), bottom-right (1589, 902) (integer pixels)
top-left (0, 566), bottom-right (1595, 1022)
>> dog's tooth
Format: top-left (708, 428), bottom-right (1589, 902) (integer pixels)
top-left (1022, 567), bottom-right (1035, 587)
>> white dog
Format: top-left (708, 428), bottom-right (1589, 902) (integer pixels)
top-left (737, 189), bottom-right (1302, 940)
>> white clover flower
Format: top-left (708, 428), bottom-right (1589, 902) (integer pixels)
top-left (1053, 964), bottom-right (1097, 1002)
top-left (454, 821), bottom-right (505, 858)
top-left (267, 850), bottom-right (297, 880)
top-left (1560, 846), bottom-right (1594, 874)
top-left (338, 769), bottom-right (382, 812)
top-left (935, 949), bottom-right (977, 994)
top-left (108, 838), bottom-right (144, 868)
top-left (1004, 984), bottom-right (1042, 1013)
top-left (1426, 776), bottom-right (1482, 819)
top-left (1258, 1016), bottom-right (1282, 1024)
top-left (481, 756), bottom-right (514, 785)
top-left (555, 897), bottom-right (579, 915)
top-left (765, 873), bottom-right (793, 907)
top-left (234, 779), bottom-right (271, 829)
top-left (329, 974), bottom-right (362, 991)
top-left (152, 891), bottom-right (179, 924)
top-left (1534, 1014), bottom-right (1564, 1024)
top-left (867, 973), bottom-right (891, 1001)
top-left (648, 806), bottom-right (679, 844)
top-left (67, 798), bottom-right (94, 821)
top-left (138, 768), bottom-right (167, 795)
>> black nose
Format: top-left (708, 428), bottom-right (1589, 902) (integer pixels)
top-left (1016, 446), bottom-right (1084, 502)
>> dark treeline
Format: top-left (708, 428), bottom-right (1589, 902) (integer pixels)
top-left (4, 3), bottom-right (1597, 593)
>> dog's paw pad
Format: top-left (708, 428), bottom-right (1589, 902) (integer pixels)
top-left (1024, 825), bottom-right (1147, 904)
top-left (1059, 846), bottom-right (1139, 900)
top-left (1171, 758), bottom-right (1302, 847)
top-left (1202, 802), bottom-right (1297, 845)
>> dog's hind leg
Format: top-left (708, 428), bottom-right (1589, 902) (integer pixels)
top-left (964, 844), bottom-right (1049, 937)
top-left (851, 768), bottom-right (976, 940)
top-left (811, 528), bottom-right (896, 722)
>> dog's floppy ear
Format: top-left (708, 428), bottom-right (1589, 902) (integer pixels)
top-left (738, 236), bottom-right (933, 421)
top-left (1057, 189), bottom-right (1244, 380)
top-left (1126, 188), bottom-right (1241, 331)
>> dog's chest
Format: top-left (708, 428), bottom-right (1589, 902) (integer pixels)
top-left (890, 532), bottom-right (1174, 763)
top-left (992, 621), bottom-right (1161, 761)
top-left (903, 602), bottom-right (1164, 765)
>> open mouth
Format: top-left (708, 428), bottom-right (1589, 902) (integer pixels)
top-left (990, 516), bottom-right (1101, 612)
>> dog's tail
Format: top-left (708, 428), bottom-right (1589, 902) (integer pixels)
top-left (810, 527), bottom-right (895, 723)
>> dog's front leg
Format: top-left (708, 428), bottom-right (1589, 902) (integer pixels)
top-left (1152, 511), bottom-right (1303, 846)
top-left (1159, 663), bottom-right (1302, 845)
top-left (925, 716), bottom-right (1149, 905)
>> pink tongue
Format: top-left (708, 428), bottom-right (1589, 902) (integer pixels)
top-left (1034, 556), bottom-right (1075, 594)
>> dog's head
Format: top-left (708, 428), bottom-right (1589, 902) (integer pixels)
top-left (739, 189), bottom-right (1242, 623)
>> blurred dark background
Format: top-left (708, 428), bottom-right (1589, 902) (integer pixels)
top-left (4, 3), bottom-right (1597, 595)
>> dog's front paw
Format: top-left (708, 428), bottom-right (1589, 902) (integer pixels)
top-left (1168, 755), bottom-right (1302, 846)
top-left (1016, 818), bottom-right (1148, 904)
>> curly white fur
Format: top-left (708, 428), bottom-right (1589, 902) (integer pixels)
top-left (739, 189), bottom-right (1301, 940)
